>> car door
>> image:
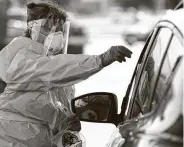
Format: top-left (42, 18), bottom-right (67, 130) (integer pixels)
top-left (144, 21), bottom-right (183, 136)
top-left (108, 25), bottom-right (174, 147)
top-left (118, 21), bottom-right (183, 147)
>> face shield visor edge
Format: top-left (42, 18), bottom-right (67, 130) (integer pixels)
top-left (27, 19), bottom-right (70, 56)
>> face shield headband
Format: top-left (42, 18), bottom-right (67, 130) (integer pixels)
top-left (27, 19), bottom-right (70, 56)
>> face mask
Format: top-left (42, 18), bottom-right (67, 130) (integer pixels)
top-left (44, 31), bottom-right (64, 56)
top-left (28, 19), bottom-right (70, 56)
top-left (44, 20), bottom-right (70, 57)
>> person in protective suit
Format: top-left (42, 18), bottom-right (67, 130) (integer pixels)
top-left (0, 0), bottom-right (133, 146)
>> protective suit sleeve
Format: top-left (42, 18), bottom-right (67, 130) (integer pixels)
top-left (6, 49), bottom-right (103, 90)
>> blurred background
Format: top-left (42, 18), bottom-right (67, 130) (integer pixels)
top-left (0, 0), bottom-right (180, 53)
top-left (0, 0), bottom-right (181, 146)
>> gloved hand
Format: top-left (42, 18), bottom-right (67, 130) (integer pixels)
top-left (99, 46), bottom-right (133, 67)
top-left (63, 114), bottom-right (81, 132)
top-left (52, 114), bottom-right (82, 146)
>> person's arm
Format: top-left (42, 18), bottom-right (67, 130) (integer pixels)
top-left (6, 49), bottom-right (103, 90)
top-left (6, 45), bottom-right (132, 91)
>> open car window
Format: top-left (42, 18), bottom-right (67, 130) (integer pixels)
top-left (128, 28), bottom-right (173, 119)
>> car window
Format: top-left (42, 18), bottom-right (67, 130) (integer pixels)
top-left (152, 35), bottom-right (184, 108)
top-left (145, 54), bottom-right (183, 136)
top-left (129, 28), bottom-right (173, 118)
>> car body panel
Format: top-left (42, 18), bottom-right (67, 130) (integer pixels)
top-left (123, 132), bottom-right (182, 147)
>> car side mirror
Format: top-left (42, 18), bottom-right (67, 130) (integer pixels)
top-left (71, 92), bottom-right (118, 125)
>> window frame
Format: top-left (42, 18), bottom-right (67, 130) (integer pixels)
top-left (124, 28), bottom-right (162, 120)
top-left (124, 20), bottom-right (183, 120)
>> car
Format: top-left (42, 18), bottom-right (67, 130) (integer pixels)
top-left (3, 0), bottom-right (87, 54)
top-left (71, 2), bottom-right (183, 147)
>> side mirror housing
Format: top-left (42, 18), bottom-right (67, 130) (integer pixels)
top-left (71, 92), bottom-right (118, 125)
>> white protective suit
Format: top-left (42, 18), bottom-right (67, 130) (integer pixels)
top-left (0, 36), bottom-right (103, 147)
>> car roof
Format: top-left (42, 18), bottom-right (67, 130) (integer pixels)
top-left (160, 8), bottom-right (184, 36)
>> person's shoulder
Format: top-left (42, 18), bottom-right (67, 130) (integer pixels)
top-left (9, 36), bottom-right (44, 55)
top-left (5, 36), bottom-right (31, 49)
top-left (11, 36), bottom-right (32, 45)
top-left (0, 36), bottom-right (44, 60)
top-left (0, 36), bottom-right (29, 55)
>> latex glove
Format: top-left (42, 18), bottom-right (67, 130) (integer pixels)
top-left (52, 114), bottom-right (82, 146)
top-left (100, 45), bottom-right (133, 67)
top-left (62, 114), bottom-right (81, 132)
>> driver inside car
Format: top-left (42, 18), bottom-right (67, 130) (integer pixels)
top-left (0, 0), bottom-right (133, 146)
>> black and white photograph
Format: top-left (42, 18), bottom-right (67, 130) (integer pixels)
top-left (0, 0), bottom-right (183, 147)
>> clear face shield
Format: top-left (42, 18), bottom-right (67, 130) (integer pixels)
top-left (44, 20), bottom-right (70, 56)
top-left (63, 20), bottom-right (70, 54)
top-left (28, 19), bottom-right (47, 43)
top-left (28, 19), bottom-right (70, 56)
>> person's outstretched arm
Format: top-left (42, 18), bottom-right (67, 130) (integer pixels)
top-left (6, 46), bottom-right (132, 91)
